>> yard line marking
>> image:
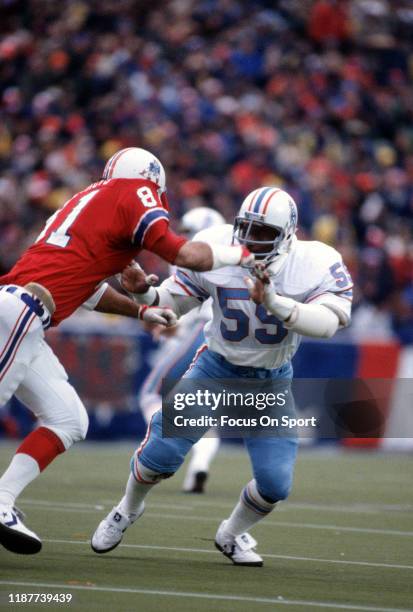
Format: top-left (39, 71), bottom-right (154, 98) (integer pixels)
top-left (0, 581), bottom-right (410, 612)
top-left (21, 498), bottom-right (193, 512)
top-left (21, 499), bottom-right (105, 510)
top-left (43, 539), bottom-right (413, 571)
top-left (191, 500), bottom-right (413, 515)
top-left (276, 502), bottom-right (413, 515)
top-left (20, 501), bottom-right (413, 536)
top-left (148, 513), bottom-right (413, 537)
top-left (22, 497), bottom-right (413, 515)
top-left (131, 502), bottom-right (194, 511)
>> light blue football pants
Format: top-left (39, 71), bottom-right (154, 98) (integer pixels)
top-left (135, 348), bottom-right (298, 503)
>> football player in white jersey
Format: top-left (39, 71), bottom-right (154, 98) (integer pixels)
top-left (139, 207), bottom-right (225, 493)
top-left (92, 186), bottom-right (353, 566)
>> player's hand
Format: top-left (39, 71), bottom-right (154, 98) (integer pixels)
top-left (244, 275), bottom-right (266, 304)
top-left (244, 263), bottom-right (271, 304)
top-left (253, 262), bottom-right (271, 283)
top-left (139, 305), bottom-right (177, 326)
top-left (120, 262), bottom-right (159, 295)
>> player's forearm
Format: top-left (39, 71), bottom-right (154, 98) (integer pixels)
top-left (94, 286), bottom-right (141, 318)
top-left (264, 293), bottom-right (340, 338)
top-left (283, 302), bottom-right (340, 338)
top-left (174, 241), bottom-right (252, 271)
top-left (129, 285), bottom-right (198, 318)
top-left (119, 261), bottom-right (199, 315)
top-left (94, 286), bottom-right (178, 326)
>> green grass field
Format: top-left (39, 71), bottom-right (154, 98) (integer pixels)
top-left (0, 443), bottom-right (412, 612)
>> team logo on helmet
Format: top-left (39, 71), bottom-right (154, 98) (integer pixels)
top-left (288, 198), bottom-right (297, 226)
top-left (141, 160), bottom-right (161, 184)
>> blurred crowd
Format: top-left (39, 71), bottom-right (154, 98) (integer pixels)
top-left (1, 0), bottom-right (413, 341)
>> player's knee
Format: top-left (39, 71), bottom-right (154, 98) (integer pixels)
top-left (132, 458), bottom-right (175, 484)
top-left (256, 467), bottom-right (293, 503)
top-left (73, 402), bottom-right (89, 441)
top-left (64, 397), bottom-right (88, 445)
top-left (137, 413), bottom-right (194, 473)
top-left (44, 396), bottom-right (89, 449)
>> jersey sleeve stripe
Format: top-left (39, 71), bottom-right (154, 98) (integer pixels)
top-left (132, 208), bottom-right (169, 246)
top-left (175, 270), bottom-right (209, 300)
top-left (336, 289), bottom-right (353, 300)
top-left (335, 294), bottom-right (353, 302)
top-left (306, 291), bottom-right (335, 304)
top-left (306, 287), bottom-right (353, 304)
top-left (174, 277), bottom-right (197, 297)
top-left (336, 287), bottom-right (354, 295)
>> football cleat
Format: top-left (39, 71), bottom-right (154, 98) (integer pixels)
top-left (91, 503), bottom-right (144, 554)
top-left (182, 471), bottom-right (208, 494)
top-left (0, 505), bottom-right (42, 555)
top-left (214, 520), bottom-right (263, 567)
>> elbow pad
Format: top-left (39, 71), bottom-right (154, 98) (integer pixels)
top-left (262, 283), bottom-right (339, 338)
top-left (283, 303), bottom-right (340, 338)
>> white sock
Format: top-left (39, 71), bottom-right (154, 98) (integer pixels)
top-left (140, 396), bottom-right (161, 426)
top-left (118, 467), bottom-right (159, 517)
top-left (182, 436), bottom-right (220, 490)
top-left (0, 453), bottom-right (40, 507)
top-left (225, 479), bottom-right (276, 537)
top-left (189, 436), bottom-right (220, 473)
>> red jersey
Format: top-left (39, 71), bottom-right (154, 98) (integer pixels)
top-left (0, 178), bottom-right (185, 326)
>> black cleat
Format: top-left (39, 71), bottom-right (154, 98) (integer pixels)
top-left (189, 471), bottom-right (208, 494)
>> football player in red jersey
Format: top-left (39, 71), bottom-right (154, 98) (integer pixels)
top-left (0, 147), bottom-right (253, 555)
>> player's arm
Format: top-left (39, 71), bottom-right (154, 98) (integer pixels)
top-left (246, 271), bottom-right (342, 339)
top-left (149, 229), bottom-right (254, 271)
top-left (124, 183), bottom-right (254, 271)
top-left (120, 262), bottom-right (202, 317)
top-left (81, 283), bottom-right (177, 326)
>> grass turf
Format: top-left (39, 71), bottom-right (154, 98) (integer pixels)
top-left (0, 443), bottom-right (412, 612)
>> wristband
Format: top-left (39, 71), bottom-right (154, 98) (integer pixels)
top-left (138, 304), bottom-right (148, 320)
top-left (131, 285), bottom-right (158, 305)
top-left (210, 244), bottom-right (243, 269)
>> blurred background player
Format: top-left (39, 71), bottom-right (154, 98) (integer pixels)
top-left (92, 186), bottom-right (353, 566)
top-left (0, 147), bottom-right (253, 555)
top-left (139, 206), bottom-right (225, 493)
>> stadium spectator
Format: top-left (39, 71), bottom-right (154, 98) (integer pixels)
top-left (1, 0), bottom-right (413, 341)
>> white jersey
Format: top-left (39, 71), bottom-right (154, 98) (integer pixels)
top-left (162, 225), bottom-right (352, 369)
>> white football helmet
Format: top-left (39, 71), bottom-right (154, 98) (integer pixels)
top-left (180, 207), bottom-right (225, 238)
top-left (102, 147), bottom-right (166, 194)
top-left (233, 186), bottom-right (298, 269)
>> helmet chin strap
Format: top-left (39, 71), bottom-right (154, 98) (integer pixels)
top-left (266, 253), bottom-right (288, 276)
top-left (265, 235), bottom-right (297, 276)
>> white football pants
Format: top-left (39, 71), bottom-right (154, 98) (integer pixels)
top-left (0, 289), bottom-right (88, 449)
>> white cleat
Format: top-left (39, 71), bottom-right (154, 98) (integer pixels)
top-left (214, 520), bottom-right (263, 567)
top-left (0, 505), bottom-right (42, 555)
top-left (91, 503), bottom-right (144, 554)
